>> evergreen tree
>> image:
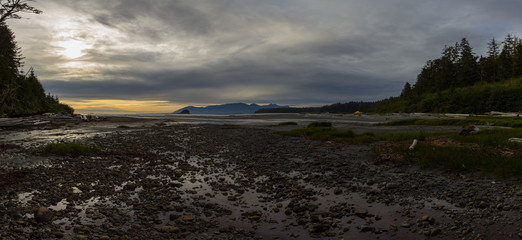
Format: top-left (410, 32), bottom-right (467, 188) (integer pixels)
top-left (0, 23), bottom-right (73, 116)
top-left (456, 38), bottom-right (479, 86)
top-left (483, 38), bottom-right (500, 82)
top-left (400, 82), bottom-right (412, 99)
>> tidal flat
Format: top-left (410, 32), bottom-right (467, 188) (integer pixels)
top-left (0, 114), bottom-right (521, 239)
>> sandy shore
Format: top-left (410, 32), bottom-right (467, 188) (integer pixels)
top-left (0, 115), bottom-right (520, 239)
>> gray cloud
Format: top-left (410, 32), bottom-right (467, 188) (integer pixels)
top-left (7, 0), bottom-right (522, 111)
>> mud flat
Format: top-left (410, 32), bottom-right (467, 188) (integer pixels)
top-left (0, 115), bottom-right (521, 239)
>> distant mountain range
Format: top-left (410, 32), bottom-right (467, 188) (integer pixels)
top-left (173, 103), bottom-right (289, 114)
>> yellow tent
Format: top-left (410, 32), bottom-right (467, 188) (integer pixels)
top-left (354, 111), bottom-right (361, 115)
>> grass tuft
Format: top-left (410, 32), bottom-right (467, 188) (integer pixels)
top-left (221, 124), bottom-right (241, 129)
top-left (278, 122), bottom-right (298, 126)
top-left (401, 144), bottom-right (522, 178)
top-left (379, 116), bottom-right (522, 128)
top-left (278, 124), bottom-right (522, 178)
top-left (44, 143), bottom-right (101, 156)
top-left (307, 122), bottom-right (332, 128)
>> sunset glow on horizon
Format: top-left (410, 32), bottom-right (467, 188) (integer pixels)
top-left (8, 1), bottom-right (522, 114)
top-left (62, 99), bottom-right (182, 115)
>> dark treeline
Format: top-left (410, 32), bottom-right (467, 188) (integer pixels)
top-left (260, 35), bottom-right (522, 114)
top-left (385, 35), bottom-right (522, 113)
top-left (0, 23), bottom-right (73, 117)
top-left (256, 98), bottom-right (397, 114)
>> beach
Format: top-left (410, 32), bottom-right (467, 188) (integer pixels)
top-left (0, 114), bottom-right (520, 239)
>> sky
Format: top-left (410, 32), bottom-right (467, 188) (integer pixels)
top-left (7, 0), bottom-right (522, 114)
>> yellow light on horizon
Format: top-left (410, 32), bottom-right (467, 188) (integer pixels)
top-left (62, 99), bottom-right (182, 114)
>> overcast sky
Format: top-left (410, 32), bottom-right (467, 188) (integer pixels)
top-left (7, 0), bottom-right (522, 113)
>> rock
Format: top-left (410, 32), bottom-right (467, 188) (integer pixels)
top-left (52, 231), bottom-right (65, 238)
top-left (182, 215), bottom-right (195, 222)
top-left (219, 226), bottom-right (234, 233)
top-left (355, 209), bottom-right (368, 218)
top-left (361, 225), bottom-right (375, 232)
top-left (157, 226), bottom-right (180, 233)
top-left (227, 196), bottom-right (237, 201)
top-left (34, 207), bottom-right (53, 223)
top-left (422, 216), bottom-right (435, 224)
top-left (333, 189), bottom-right (342, 195)
top-left (311, 223), bottom-right (330, 233)
top-left (124, 182), bottom-right (137, 190)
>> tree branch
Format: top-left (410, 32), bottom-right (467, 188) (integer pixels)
top-left (0, 0), bottom-right (42, 23)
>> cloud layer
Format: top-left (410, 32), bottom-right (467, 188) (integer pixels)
top-left (8, 0), bottom-right (522, 111)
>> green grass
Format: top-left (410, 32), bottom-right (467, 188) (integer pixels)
top-left (117, 125), bottom-right (131, 129)
top-left (221, 124), bottom-right (241, 129)
top-left (278, 125), bottom-right (522, 178)
top-left (44, 143), bottom-right (101, 156)
top-left (401, 144), bottom-right (522, 178)
top-left (380, 116), bottom-right (522, 128)
top-left (450, 128), bottom-right (522, 147)
top-left (354, 132), bottom-right (438, 143)
top-left (307, 121), bottom-right (333, 128)
top-left (278, 122), bottom-right (298, 126)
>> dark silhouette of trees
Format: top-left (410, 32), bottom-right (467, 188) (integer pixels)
top-left (387, 34), bottom-right (522, 113)
top-left (0, 0), bottom-right (41, 23)
top-left (0, 7), bottom-right (72, 117)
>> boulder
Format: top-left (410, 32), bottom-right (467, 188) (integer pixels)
top-left (34, 207), bottom-right (53, 223)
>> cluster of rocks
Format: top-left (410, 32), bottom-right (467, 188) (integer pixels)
top-left (0, 123), bottom-right (521, 239)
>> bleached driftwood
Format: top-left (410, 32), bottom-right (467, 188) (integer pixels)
top-left (509, 138), bottom-right (522, 143)
top-left (409, 139), bottom-right (418, 150)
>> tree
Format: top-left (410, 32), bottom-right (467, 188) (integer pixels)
top-left (0, 0), bottom-right (41, 23)
top-left (400, 82), bottom-right (412, 99)
top-left (456, 38), bottom-right (479, 86)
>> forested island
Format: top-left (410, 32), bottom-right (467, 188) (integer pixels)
top-left (0, 2), bottom-right (72, 117)
top-left (259, 36), bottom-right (522, 114)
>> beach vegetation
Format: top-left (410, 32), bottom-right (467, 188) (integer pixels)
top-left (278, 125), bottom-right (522, 178)
top-left (278, 121), bottom-right (298, 126)
top-left (221, 124), bottom-right (241, 129)
top-left (307, 121), bottom-right (332, 128)
top-left (43, 143), bottom-right (101, 156)
top-left (379, 116), bottom-right (522, 128)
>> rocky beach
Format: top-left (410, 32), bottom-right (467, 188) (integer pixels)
top-left (0, 114), bottom-right (521, 239)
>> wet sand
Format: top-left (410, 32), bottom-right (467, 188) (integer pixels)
top-left (0, 114), bottom-right (520, 239)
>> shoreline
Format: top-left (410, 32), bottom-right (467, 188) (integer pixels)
top-left (0, 115), bottom-right (521, 239)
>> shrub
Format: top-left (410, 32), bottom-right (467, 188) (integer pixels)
top-left (278, 122), bottom-right (298, 126)
top-left (44, 143), bottom-right (101, 156)
top-left (307, 122), bottom-right (332, 128)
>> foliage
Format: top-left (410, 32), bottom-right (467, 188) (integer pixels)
top-left (0, 23), bottom-right (73, 117)
top-left (401, 144), bottom-right (522, 178)
top-left (387, 35), bottom-right (522, 114)
top-left (44, 143), bottom-right (101, 156)
top-left (256, 98), bottom-right (398, 114)
top-left (307, 121), bottom-right (332, 128)
top-left (380, 116), bottom-right (522, 128)
top-left (221, 124), bottom-right (241, 129)
top-left (0, 0), bottom-right (42, 23)
top-left (452, 128), bottom-right (522, 147)
top-left (278, 124), bottom-right (522, 177)
top-left (278, 121), bottom-right (298, 126)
